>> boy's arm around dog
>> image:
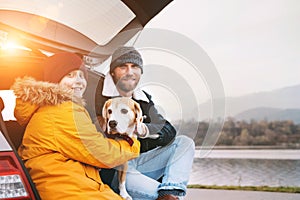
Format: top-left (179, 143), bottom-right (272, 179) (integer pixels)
top-left (13, 77), bottom-right (140, 169)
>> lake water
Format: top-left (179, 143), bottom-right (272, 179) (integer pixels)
top-left (189, 149), bottom-right (300, 187)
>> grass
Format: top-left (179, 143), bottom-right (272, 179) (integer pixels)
top-left (187, 184), bottom-right (300, 193)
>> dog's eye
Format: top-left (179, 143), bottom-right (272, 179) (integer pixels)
top-left (108, 109), bottom-right (112, 114)
top-left (121, 109), bottom-right (128, 114)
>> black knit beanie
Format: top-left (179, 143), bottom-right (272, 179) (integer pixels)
top-left (110, 46), bottom-right (143, 74)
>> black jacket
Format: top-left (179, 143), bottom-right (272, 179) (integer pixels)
top-left (94, 76), bottom-right (177, 153)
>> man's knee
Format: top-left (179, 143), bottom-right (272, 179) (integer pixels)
top-left (175, 135), bottom-right (195, 149)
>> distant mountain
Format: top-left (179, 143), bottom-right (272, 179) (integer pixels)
top-left (235, 107), bottom-right (300, 123)
top-left (226, 84), bottom-right (300, 115)
top-left (198, 84), bottom-right (300, 122)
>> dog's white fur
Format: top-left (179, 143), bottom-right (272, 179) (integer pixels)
top-left (101, 97), bottom-right (144, 200)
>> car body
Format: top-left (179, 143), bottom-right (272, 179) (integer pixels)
top-left (0, 1), bottom-right (172, 199)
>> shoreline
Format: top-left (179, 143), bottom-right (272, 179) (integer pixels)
top-left (196, 145), bottom-right (300, 150)
top-left (193, 148), bottom-right (300, 159)
top-left (186, 188), bottom-right (300, 200)
top-left (187, 185), bottom-right (300, 193)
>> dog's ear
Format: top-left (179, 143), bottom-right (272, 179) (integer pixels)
top-left (101, 99), bottom-right (112, 132)
top-left (133, 101), bottom-right (143, 124)
top-left (133, 101), bottom-right (144, 135)
top-left (97, 116), bottom-right (106, 132)
top-left (102, 99), bottom-right (112, 119)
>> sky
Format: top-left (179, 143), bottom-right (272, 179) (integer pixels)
top-left (145, 0), bottom-right (300, 97)
top-left (1, 0), bottom-right (300, 122)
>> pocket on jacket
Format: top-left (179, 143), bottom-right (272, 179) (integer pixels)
top-left (83, 164), bottom-right (104, 191)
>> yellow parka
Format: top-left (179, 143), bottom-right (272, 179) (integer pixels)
top-left (12, 77), bottom-right (140, 200)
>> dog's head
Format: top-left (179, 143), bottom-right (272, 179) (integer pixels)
top-left (101, 97), bottom-right (143, 137)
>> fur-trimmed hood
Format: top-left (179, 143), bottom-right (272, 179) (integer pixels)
top-left (11, 76), bottom-right (85, 106)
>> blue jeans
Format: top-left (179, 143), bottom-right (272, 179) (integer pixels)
top-left (122, 135), bottom-right (195, 200)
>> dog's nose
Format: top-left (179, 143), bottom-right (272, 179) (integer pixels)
top-left (109, 120), bottom-right (118, 128)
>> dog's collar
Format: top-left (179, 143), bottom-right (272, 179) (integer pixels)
top-left (105, 132), bottom-right (134, 146)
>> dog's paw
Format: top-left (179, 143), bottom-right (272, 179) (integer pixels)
top-left (135, 123), bottom-right (147, 137)
top-left (119, 182), bottom-right (132, 200)
top-left (119, 190), bottom-right (132, 200)
top-left (137, 132), bottom-right (160, 139)
top-left (147, 133), bottom-right (160, 139)
top-left (136, 123), bottom-right (160, 139)
top-left (125, 196), bottom-right (133, 200)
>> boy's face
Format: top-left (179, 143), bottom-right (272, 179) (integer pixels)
top-left (59, 70), bottom-right (87, 98)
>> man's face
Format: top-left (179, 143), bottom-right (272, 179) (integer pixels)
top-left (111, 63), bottom-right (142, 93)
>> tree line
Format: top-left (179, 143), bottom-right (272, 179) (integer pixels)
top-left (173, 118), bottom-right (300, 148)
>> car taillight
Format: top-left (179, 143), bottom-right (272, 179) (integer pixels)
top-left (0, 151), bottom-right (34, 200)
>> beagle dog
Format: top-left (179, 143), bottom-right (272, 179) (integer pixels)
top-left (100, 97), bottom-right (145, 200)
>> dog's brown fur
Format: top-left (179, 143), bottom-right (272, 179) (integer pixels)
top-left (100, 97), bottom-right (143, 200)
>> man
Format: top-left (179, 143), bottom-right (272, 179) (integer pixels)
top-left (94, 46), bottom-right (195, 200)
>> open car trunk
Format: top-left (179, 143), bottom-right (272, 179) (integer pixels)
top-left (0, 0), bottom-right (172, 89)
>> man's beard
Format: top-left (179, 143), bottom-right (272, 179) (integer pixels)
top-left (115, 75), bottom-right (139, 93)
